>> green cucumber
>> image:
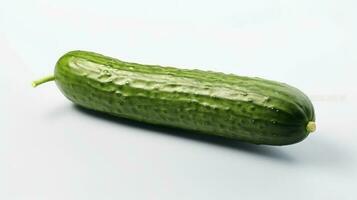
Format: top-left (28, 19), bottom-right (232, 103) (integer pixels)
top-left (33, 50), bottom-right (316, 145)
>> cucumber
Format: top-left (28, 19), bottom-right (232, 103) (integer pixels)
top-left (33, 50), bottom-right (316, 145)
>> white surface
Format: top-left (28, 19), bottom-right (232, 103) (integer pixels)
top-left (1, 0), bottom-right (357, 199)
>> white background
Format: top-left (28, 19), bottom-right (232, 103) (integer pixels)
top-left (1, 0), bottom-right (356, 199)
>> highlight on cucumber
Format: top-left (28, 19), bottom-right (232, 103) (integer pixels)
top-left (33, 50), bottom-right (316, 145)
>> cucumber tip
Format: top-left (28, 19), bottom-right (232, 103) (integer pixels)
top-left (306, 121), bottom-right (316, 133)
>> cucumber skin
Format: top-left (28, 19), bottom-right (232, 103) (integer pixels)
top-left (55, 50), bottom-right (315, 145)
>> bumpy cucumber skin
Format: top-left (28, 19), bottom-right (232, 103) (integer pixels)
top-left (55, 50), bottom-right (315, 145)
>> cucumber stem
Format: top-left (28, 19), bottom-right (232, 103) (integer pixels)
top-left (306, 121), bottom-right (316, 133)
top-left (32, 75), bottom-right (55, 87)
